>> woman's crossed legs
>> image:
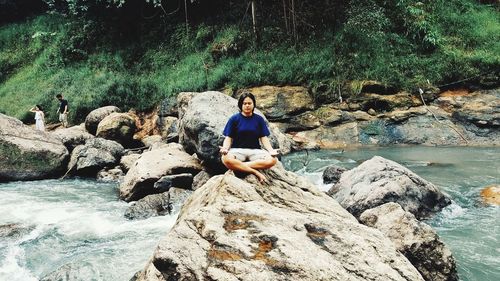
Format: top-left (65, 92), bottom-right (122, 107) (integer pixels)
top-left (221, 148), bottom-right (277, 183)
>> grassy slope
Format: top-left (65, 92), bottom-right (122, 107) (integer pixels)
top-left (0, 1), bottom-right (498, 124)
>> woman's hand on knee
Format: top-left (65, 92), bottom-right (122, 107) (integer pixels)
top-left (219, 146), bottom-right (229, 155)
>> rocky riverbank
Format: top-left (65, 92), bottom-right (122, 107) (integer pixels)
top-left (1, 86), bottom-right (498, 280)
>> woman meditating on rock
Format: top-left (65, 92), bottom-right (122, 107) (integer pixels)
top-left (220, 92), bottom-right (279, 183)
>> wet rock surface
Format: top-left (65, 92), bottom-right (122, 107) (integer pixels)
top-left (0, 113), bottom-right (68, 181)
top-left (134, 163), bottom-right (424, 281)
top-left (331, 156), bottom-right (452, 220)
top-left (360, 203), bottom-right (458, 281)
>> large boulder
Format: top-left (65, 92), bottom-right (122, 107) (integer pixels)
top-left (85, 106), bottom-right (120, 135)
top-left (96, 112), bottom-right (137, 147)
top-left (330, 156), bottom-right (452, 219)
top-left (68, 138), bottom-right (124, 176)
top-left (179, 91), bottom-right (291, 170)
top-left (360, 203), bottom-right (458, 281)
top-left (0, 113), bottom-right (68, 181)
top-left (51, 123), bottom-right (94, 152)
top-left (134, 163), bottom-right (424, 281)
top-left (119, 143), bottom-right (202, 202)
top-left (179, 91), bottom-right (237, 169)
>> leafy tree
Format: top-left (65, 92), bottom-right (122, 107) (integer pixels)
top-left (0, 0), bottom-right (47, 24)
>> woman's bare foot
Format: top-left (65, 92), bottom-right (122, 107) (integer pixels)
top-left (254, 170), bottom-right (267, 183)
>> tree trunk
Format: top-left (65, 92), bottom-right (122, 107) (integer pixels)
top-left (251, 0), bottom-right (260, 44)
top-left (283, 0), bottom-right (289, 34)
top-left (291, 0), bottom-right (297, 43)
top-left (184, 0), bottom-right (189, 34)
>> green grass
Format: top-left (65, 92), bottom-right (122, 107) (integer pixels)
top-left (0, 0), bottom-right (498, 124)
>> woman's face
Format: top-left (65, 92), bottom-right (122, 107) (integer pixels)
top-left (241, 97), bottom-right (254, 115)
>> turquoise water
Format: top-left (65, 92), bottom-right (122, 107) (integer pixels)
top-left (0, 179), bottom-right (176, 280)
top-left (282, 146), bottom-right (500, 281)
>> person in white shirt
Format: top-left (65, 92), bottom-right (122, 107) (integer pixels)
top-left (29, 105), bottom-right (45, 131)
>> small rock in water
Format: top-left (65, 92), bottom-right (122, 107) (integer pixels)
top-left (480, 185), bottom-right (500, 205)
top-left (0, 223), bottom-right (34, 239)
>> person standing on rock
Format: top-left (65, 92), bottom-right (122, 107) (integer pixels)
top-left (29, 105), bottom-right (45, 131)
top-left (220, 92), bottom-right (279, 183)
top-left (56, 94), bottom-right (69, 128)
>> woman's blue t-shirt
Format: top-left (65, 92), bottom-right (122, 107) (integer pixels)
top-left (222, 113), bottom-right (270, 149)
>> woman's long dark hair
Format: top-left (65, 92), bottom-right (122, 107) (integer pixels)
top-left (237, 92), bottom-right (256, 112)
top-left (36, 104), bottom-right (43, 111)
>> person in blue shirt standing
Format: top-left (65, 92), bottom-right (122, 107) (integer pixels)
top-left (220, 92), bottom-right (279, 183)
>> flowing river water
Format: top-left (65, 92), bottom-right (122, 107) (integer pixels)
top-left (282, 146), bottom-right (500, 281)
top-left (0, 146), bottom-right (498, 280)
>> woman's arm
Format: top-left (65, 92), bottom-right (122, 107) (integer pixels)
top-left (260, 136), bottom-right (279, 156)
top-left (220, 136), bottom-right (233, 155)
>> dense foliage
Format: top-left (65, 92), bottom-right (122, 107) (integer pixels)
top-left (0, 0), bottom-right (498, 124)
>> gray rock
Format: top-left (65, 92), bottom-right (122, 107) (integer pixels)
top-left (97, 167), bottom-right (125, 182)
top-left (179, 91), bottom-right (238, 169)
top-left (291, 122), bottom-right (360, 149)
top-left (438, 89), bottom-right (499, 128)
top-left (312, 105), bottom-right (343, 126)
top-left (235, 86), bottom-right (315, 121)
top-left (124, 188), bottom-right (192, 220)
top-left (192, 170), bottom-right (212, 191)
top-left (177, 92), bottom-right (197, 120)
top-left (68, 138), bottom-right (124, 176)
top-left (141, 135), bottom-right (163, 148)
top-left (360, 203), bottom-right (458, 281)
top-left (154, 173), bottom-right (194, 192)
top-left (158, 94), bottom-right (179, 117)
top-left (0, 113), bottom-right (68, 181)
top-left (268, 123), bottom-right (293, 155)
top-left (286, 112), bottom-right (321, 132)
top-left (0, 223), bottom-right (34, 239)
top-left (156, 116), bottom-right (178, 142)
top-left (124, 192), bottom-right (170, 220)
top-left (323, 164), bottom-right (347, 185)
top-left (96, 112), bottom-right (137, 147)
top-left (40, 262), bottom-right (99, 281)
top-left (119, 143), bottom-right (202, 202)
top-left (120, 153), bottom-right (141, 172)
top-left (167, 187), bottom-right (194, 214)
top-left (85, 106), bottom-right (120, 135)
top-left (332, 156), bottom-right (452, 219)
top-left (51, 124), bottom-right (94, 152)
top-left (134, 163), bottom-right (424, 281)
